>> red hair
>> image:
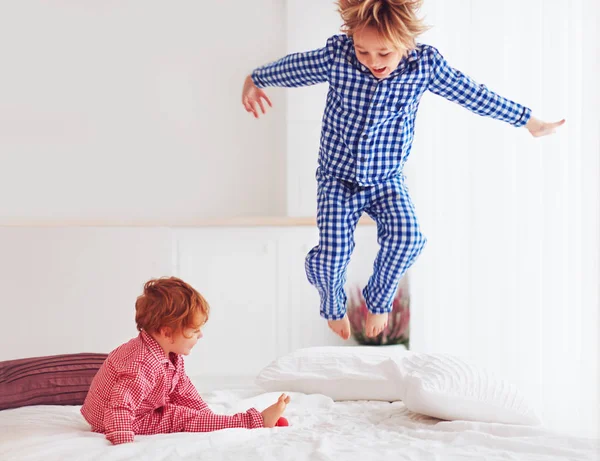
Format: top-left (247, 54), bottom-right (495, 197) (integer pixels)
top-left (135, 277), bottom-right (209, 336)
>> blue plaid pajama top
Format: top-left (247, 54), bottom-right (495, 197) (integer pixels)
top-left (252, 34), bottom-right (532, 186)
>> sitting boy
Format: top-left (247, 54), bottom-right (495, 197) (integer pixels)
top-left (81, 276), bottom-right (290, 445)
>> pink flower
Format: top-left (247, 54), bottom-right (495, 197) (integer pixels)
top-left (347, 281), bottom-right (410, 346)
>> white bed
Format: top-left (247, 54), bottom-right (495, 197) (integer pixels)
top-left (1, 386), bottom-right (597, 461)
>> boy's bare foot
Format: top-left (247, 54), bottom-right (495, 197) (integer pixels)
top-left (365, 312), bottom-right (388, 338)
top-left (261, 393), bottom-right (291, 428)
top-left (327, 316), bottom-right (351, 340)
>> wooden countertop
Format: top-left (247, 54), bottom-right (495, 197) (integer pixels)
top-left (1, 216), bottom-right (376, 227)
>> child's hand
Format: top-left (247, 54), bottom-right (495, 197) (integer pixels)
top-left (261, 393), bottom-right (290, 428)
top-left (242, 75), bottom-right (272, 119)
top-left (525, 116), bottom-right (566, 137)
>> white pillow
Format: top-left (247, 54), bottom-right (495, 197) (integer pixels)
top-left (256, 345), bottom-right (411, 401)
top-left (399, 353), bottom-right (541, 425)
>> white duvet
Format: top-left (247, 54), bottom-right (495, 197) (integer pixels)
top-left (0, 388), bottom-right (597, 461)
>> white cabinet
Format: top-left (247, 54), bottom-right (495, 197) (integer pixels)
top-left (174, 225), bottom-right (380, 378)
top-left (0, 224), bottom-right (380, 381)
top-left (175, 228), bottom-right (280, 378)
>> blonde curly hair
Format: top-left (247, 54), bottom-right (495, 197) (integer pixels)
top-left (337, 0), bottom-right (428, 50)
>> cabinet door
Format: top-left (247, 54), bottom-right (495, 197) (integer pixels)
top-left (174, 228), bottom-right (278, 378)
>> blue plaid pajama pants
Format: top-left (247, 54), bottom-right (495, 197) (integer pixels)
top-left (305, 168), bottom-right (427, 320)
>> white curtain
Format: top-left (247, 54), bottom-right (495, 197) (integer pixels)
top-left (408, 0), bottom-right (599, 437)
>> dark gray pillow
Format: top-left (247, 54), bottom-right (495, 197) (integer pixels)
top-left (0, 353), bottom-right (107, 410)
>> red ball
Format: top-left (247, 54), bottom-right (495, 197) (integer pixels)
top-left (275, 416), bottom-right (289, 427)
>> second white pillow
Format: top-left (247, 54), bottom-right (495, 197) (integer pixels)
top-left (400, 353), bottom-right (541, 425)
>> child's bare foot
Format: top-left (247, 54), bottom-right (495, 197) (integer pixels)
top-left (327, 316), bottom-right (351, 340)
top-left (365, 312), bottom-right (388, 338)
top-left (261, 393), bottom-right (291, 428)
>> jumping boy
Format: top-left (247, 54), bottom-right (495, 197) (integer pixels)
top-left (241, 0), bottom-right (564, 340)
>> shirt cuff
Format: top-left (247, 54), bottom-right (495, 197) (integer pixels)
top-left (320, 310), bottom-right (346, 321)
top-left (250, 71), bottom-right (265, 89)
top-left (106, 430), bottom-right (135, 445)
top-left (247, 407), bottom-right (265, 429)
top-left (514, 106), bottom-right (532, 128)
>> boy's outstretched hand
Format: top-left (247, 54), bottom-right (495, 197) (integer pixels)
top-left (526, 116), bottom-right (566, 137)
top-left (242, 75), bottom-right (272, 119)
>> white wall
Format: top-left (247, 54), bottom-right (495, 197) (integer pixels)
top-left (0, 1), bottom-right (287, 224)
top-left (285, 0), bottom-right (600, 438)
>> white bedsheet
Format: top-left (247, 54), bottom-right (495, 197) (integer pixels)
top-left (0, 388), bottom-right (597, 461)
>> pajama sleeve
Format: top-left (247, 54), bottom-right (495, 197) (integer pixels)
top-left (251, 35), bottom-right (341, 88)
top-left (170, 366), bottom-right (264, 430)
top-left (103, 364), bottom-right (155, 445)
top-left (427, 46), bottom-right (531, 127)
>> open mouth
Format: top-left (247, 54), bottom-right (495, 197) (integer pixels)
top-left (372, 67), bottom-right (387, 75)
